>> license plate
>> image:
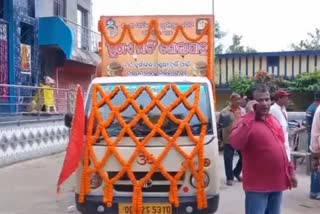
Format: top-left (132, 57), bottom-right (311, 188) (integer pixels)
top-left (118, 202), bottom-right (172, 214)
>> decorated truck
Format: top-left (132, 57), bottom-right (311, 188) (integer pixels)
top-left (59, 15), bottom-right (219, 214)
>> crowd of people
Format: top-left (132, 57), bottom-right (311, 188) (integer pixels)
top-left (217, 85), bottom-right (320, 214)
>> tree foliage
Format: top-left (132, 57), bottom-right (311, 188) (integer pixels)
top-left (287, 71), bottom-right (320, 92)
top-left (215, 21), bottom-right (226, 54)
top-left (214, 22), bottom-right (257, 54)
top-left (228, 76), bottom-right (254, 96)
top-left (226, 34), bottom-right (257, 54)
top-left (229, 70), bottom-right (288, 97)
top-left (290, 28), bottom-right (320, 51)
top-left (215, 21), bottom-right (226, 39)
top-left (230, 70), bottom-right (320, 96)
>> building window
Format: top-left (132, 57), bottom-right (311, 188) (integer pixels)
top-left (77, 6), bottom-right (89, 49)
top-left (53, 0), bottom-right (66, 17)
top-left (0, 0), bottom-right (4, 19)
top-left (27, 0), bottom-right (35, 17)
top-left (21, 22), bottom-right (34, 45)
top-left (267, 56), bottom-right (279, 75)
top-left (267, 56), bottom-right (279, 66)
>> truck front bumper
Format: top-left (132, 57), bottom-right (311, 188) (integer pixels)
top-left (75, 194), bottom-right (219, 214)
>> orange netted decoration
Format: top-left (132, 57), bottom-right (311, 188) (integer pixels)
top-left (79, 83), bottom-right (209, 213)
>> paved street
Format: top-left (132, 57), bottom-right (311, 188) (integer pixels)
top-left (0, 152), bottom-right (319, 214)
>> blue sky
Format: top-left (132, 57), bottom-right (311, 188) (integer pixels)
top-left (92, 0), bottom-right (320, 52)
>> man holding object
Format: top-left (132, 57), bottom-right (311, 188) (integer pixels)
top-left (230, 84), bottom-right (297, 214)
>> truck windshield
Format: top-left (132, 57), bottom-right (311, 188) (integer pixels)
top-left (85, 83), bottom-right (213, 137)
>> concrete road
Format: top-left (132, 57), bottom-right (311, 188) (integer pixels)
top-left (0, 153), bottom-right (319, 214)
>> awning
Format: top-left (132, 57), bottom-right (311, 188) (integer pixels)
top-left (71, 47), bottom-right (100, 66)
top-left (39, 17), bottom-right (73, 59)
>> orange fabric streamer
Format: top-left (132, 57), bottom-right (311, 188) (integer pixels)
top-left (57, 86), bottom-right (85, 193)
top-left (79, 83), bottom-right (209, 213)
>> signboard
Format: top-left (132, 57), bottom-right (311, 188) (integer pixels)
top-left (99, 15), bottom-right (213, 77)
top-left (21, 43), bottom-right (31, 73)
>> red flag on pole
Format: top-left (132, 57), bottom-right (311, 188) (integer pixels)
top-left (57, 85), bottom-right (85, 193)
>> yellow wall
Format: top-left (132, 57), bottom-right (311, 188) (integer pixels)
top-left (247, 57), bottom-right (253, 77)
top-left (216, 54), bottom-right (320, 86)
top-left (279, 57), bottom-right (286, 76)
top-left (261, 57), bottom-right (267, 71)
top-left (309, 56), bottom-right (315, 72)
top-left (214, 63), bottom-right (220, 85)
top-left (233, 58), bottom-right (239, 76)
top-left (286, 56), bottom-right (293, 78)
top-left (317, 56), bottom-right (320, 70)
top-left (293, 56), bottom-right (300, 77)
top-left (220, 59), bottom-right (227, 84)
top-left (254, 57), bottom-right (259, 71)
top-left (301, 56), bottom-right (307, 73)
top-left (227, 58), bottom-right (233, 82)
top-left (215, 53), bottom-right (320, 111)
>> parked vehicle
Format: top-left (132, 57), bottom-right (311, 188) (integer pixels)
top-left (64, 15), bottom-right (220, 214)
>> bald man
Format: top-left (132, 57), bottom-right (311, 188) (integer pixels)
top-left (218, 93), bottom-right (246, 186)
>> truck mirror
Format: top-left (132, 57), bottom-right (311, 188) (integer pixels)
top-left (64, 113), bottom-right (74, 128)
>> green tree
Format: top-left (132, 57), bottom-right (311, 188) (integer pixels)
top-left (215, 21), bottom-right (226, 54)
top-left (287, 71), bottom-right (320, 92)
top-left (229, 76), bottom-right (254, 96)
top-left (226, 34), bottom-right (257, 53)
top-left (290, 28), bottom-right (320, 51)
top-left (229, 70), bottom-right (288, 97)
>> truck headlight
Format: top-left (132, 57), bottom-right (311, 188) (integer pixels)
top-left (190, 172), bottom-right (210, 188)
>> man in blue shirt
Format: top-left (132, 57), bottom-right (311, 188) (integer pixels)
top-left (306, 91), bottom-right (320, 200)
top-left (306, 91), bottom-right (320, 152)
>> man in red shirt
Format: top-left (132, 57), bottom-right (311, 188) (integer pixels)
top-left (230, 84), bottom-right (297, 214)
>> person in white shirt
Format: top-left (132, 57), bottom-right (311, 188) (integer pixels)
top-left (270, 90), bottom-right (291, 161)
top-left (310, 105), bottom-right (320, 199)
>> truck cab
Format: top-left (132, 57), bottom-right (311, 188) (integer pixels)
top-left (75, 75), bottom-right (220, 214)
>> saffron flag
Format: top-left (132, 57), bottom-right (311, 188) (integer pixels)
top-left (57, 85), bottom-right (85, 193)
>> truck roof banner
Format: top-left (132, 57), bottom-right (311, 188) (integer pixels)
top-left (98, 15), bottom-right (214, 77)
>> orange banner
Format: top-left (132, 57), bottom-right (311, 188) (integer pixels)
top-left (99, 15), bottom-right (213, 77)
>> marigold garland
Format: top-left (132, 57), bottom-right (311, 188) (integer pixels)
top-left (98, 18), bottom-right (216, 105)
top-left (98, 19), bottom-right (210, 46)
top-left (207, 17), bottom-right (215, 104)
top-left (79, 83), bottom-right (209, 213)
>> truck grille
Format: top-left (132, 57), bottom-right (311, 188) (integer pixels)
top-left (107, 171), bottom-right (184, 192)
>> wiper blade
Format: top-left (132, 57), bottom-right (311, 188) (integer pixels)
top-left (190, 122), bottom-right (211, 127)
top-left (190, 122), bottom-right (213, 134)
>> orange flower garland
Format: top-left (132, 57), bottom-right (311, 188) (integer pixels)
top-left (79, 83), bottom-right (209, 213)
top-left (98, 18), bottom-right (216, 105)
top-left (98, 19), bottom-right (210, 46)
